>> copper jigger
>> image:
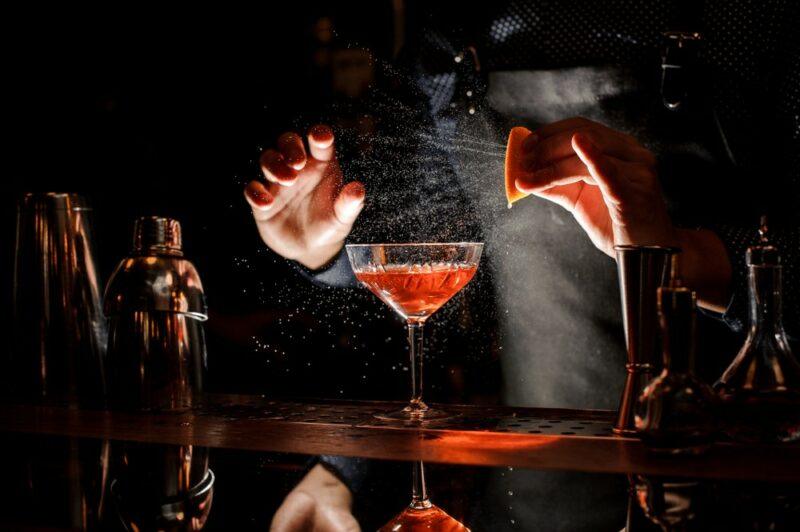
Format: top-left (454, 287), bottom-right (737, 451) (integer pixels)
top-left (613, 245), bottom-right (678, 435)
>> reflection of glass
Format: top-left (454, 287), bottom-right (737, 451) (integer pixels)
top-left (632, 475), bottom-right (710, 531)
top-left (715, 220), bottom-right (800, 443)
top-left (380, 461), bottom-right (469, 532)
top-left (346, 243), bottom-right (483, 422)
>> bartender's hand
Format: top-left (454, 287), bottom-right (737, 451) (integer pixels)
top-left (515, 117), bottom-right (677, 257)
top-left (270, 464), bottom-right (360, 532)
top-left (245, 125), bottom-right (365, 269)
top-left (516, 117), bottom-right (731, 312)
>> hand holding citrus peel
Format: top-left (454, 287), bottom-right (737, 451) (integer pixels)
top-left (504, 117), bottom-right (733, 312)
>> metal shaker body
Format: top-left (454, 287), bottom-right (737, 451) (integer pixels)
top-left (105, 217), bottom-right (214, 531)
top-left (104, 216), bottom-right (208, 411)
top-left (10, 192), bottom-right (106, 406)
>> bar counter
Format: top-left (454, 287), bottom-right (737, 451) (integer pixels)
top-left (2, 394), bottom-right (798, 482)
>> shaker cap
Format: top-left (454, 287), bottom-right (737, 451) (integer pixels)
top-left (134, 216), bottom-right (182, 256)
top-left (104, 217), bottom-right (206, 319)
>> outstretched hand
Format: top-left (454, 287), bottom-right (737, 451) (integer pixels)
top-left (245, 125), bottom-right (365, 269)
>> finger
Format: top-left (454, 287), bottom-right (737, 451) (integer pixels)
top-left (244, 180), bottom-right (274, 213)
top-left (515, 155), bottom-right (591, 193)
top-left (260, 149), bottom-right (298, 185)
top-left (571, 132), bottom-right (623, 201)
top-left (319, 508), bottom-right (362, 532)
top-left (277, 132), bottom-right (307, 170)
top-left (308, 124), bottom-right (335, 162)
top-left (269, 492), bottom-right (315, 532)
top-left (523, 128), bottom-right (653, 169)
top-left (333, 181), bottom-right (365, 226)
top-left (531, 181), bottom-right (583, 209)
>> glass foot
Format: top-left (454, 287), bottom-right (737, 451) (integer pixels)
top-left (374, 403), bottom-right (455, 423)
top-left (379, 502), bottom-right (470, 532)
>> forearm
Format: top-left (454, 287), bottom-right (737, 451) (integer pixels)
top-left (675, 228), bottom-right (732, 313)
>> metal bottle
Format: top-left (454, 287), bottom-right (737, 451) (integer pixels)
top-left (10, 192), bottom-right (106, 406)
top-left (104, 216), bottom-right (207, 411)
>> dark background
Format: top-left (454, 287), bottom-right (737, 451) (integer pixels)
top-left (2, 2), bottom-right (496, 403)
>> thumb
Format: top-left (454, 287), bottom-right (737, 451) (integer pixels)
top-left (333, 181), bottom-right (366, 227)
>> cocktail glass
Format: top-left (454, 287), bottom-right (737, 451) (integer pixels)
top-left (379, 461), bottom-right (470, 532)
top-left (345, 242), bottom-right (483, 422)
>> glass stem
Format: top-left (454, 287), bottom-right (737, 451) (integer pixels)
top-left (407, 320), bottom-right (426, 414)
top-left (410, 461), bottom-right (431, 509)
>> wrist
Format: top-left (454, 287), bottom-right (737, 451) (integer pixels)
top-left (674, 228), bottom-right (732, 313)
top-left (296, 242), bottom-right (345, 270)
top-left (299, 464), bottom-right (353, 510)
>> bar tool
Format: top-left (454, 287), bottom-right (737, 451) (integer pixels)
top-left (613, 245), bottom-right (678, 435)
top-left (104, 216), bottom-right (207, 411)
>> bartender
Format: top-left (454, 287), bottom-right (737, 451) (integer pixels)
top-left (246, 1), bottom-right (800, 530)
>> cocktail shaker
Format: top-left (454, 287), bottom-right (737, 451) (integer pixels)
top-left (10, 192), bottom-right (106, 406)
top-left (105, 216), bottom-right (213, 531)
top-left (104, 216), bottom-right (207, 411)
top-left (613, 245), bottom-right (678, 435)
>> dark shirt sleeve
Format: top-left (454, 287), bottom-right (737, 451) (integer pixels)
top-left (290, 247), bottom-right (357, 288)
top-left (714, 224), bottom-right (800, 340)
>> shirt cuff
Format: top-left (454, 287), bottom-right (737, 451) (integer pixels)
top-left (309, 455), bottom-right (370, 495)
top-left (712, 224), bottom-right (757, 333)
top-left (291, 247), bottom-right (357, 288)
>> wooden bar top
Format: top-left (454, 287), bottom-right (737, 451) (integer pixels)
top-left (1, 394), bottom-right (798, 482)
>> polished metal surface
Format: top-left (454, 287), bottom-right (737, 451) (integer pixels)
top-left (10, 192), bottom-right (107, 406)
top-left (613, 245), bottom-right (678, 435)
top-left (105, 216), bottom-right (207, 412)
top-left (111, 446), bottom-right (214, 532)
top-left (104, 216), bottom-right (206, 319)
top-left (133, 216), bottom-right (183, 256)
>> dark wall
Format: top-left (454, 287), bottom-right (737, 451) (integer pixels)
top-left (2, 3), bottom-right (403, 397)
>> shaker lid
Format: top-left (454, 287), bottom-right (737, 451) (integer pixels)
top-left (134, 216), bottom-right (183, 256)
top-left (104, 217), bottom-right (207, 319)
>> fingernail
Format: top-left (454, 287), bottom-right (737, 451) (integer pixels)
top-left (514, 177), bottom-right (532, 193)
top-left (522, 133), bottom-right (538, 152)
top-left (350, 182), bottom-right (366, 199)
top-left (248, 188), bottom-right (273, 210)
top-left (310, 124), bottom-right (334, 145)
top-left (286, 151), bottom-right (305, 169)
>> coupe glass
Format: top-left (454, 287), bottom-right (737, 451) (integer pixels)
top-left (345, 242), bottom-right (483, 421)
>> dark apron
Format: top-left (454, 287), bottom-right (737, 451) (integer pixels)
top-left (451, 65), bottom-right (672, 531)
